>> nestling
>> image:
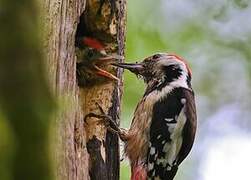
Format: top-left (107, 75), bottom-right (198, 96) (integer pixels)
top-left (75, 37), bottom-right (121, 86)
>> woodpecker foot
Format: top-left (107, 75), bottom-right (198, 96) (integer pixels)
top-left (84, 103), bottom-right (128, 141)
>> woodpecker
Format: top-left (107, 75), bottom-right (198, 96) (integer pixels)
top-left (85, 53), bottom-right (197, 180)
top-left (75, 37), bottom-right (121, 86)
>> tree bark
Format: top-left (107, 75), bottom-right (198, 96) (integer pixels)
top-left (42, 0), bottom-right (126, 179)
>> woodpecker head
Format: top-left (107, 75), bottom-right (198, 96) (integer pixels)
top-left (112, 53), bottom-right (192, 89)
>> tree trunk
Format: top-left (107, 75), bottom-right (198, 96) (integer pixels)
top-left (42, 0), bottom-right (126, 179)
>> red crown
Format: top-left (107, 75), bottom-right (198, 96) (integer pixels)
top-left (169, 54), bottom-right (192, 76)
top-left (82, 37), bottom-right (104, 51)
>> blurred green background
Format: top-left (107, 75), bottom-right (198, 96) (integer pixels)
top-left (120, 0), bottom-right (251, 179)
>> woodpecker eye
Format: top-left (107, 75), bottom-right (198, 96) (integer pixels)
top-left (152, 54), bottom-right (161, 59)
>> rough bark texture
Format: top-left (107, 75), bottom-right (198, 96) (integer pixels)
top-left (42, 0), bottom-right (126, 179)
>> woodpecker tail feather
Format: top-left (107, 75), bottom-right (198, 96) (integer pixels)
top-left (131, 165), bottom-right (147, 180)
top-left (164, 165), bottom-right (178, 180)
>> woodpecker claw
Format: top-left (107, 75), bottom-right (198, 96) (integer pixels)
top-left (84, 103), bottom-right (120, 133)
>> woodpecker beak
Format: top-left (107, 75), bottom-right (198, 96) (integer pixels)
top-left (111, 62), bottom-right (144, 75)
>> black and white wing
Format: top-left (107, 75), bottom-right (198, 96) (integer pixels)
top-left (147, 87), bottom-right (197, 179)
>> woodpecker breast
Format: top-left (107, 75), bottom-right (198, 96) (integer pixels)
top-left (125, 87), bottom-right (196, 180)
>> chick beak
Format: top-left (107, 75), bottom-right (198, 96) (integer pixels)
top-left (97, 54), bottom-right (124, 61)
top-left (94, 53), bottom-right (123, 81)
top-left (111, 62), bottom-right (144, 75)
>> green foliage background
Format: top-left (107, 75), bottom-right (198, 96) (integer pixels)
top-left (120, 0), bottom-right (251, 179)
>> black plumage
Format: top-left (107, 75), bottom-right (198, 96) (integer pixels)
top-left (147, 87), bottom-right (196, 179)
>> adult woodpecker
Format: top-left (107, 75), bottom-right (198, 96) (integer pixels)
top-left (112, 53), bottom-right (197, 180)
top-left (75, 37), bottom-right (121, 86)
top-left (86, 53), bottom-right (197, 180)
